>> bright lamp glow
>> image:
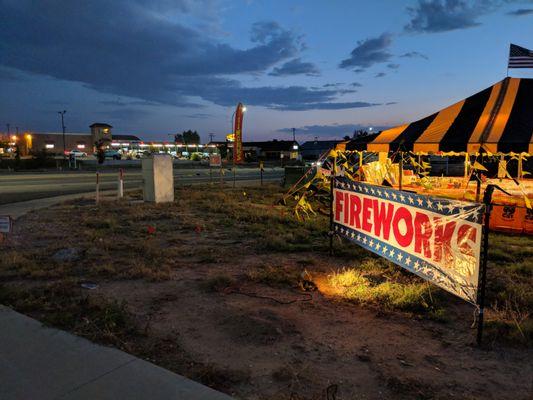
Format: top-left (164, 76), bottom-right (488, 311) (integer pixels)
top-left (242, 106), bottom-right (247, 112)
top-left (77, 144), bottom-right (86, 149)
top-left (45, 144), bottom-right (54, 149)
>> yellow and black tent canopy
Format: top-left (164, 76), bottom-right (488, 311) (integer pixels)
top-left (347, 77), bottom-right (533, 154)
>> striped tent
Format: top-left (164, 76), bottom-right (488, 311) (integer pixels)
top-left (349, 77), bottom-right (533, 154)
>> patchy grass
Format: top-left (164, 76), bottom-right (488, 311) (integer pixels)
top-left (483, 233), bottom-right (533, 346)
top-left (245, 264), bottom-right (300, 287)
top-left (1, 184), bottom-right (532, 363)
top-left (328, 260), bottom-right (445, 316)
top-left (0, 282), bottom-right (140, 351)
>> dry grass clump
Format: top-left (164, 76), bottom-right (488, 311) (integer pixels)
top-left (328, 264), bottom-right (444, 316)
top-left (0, 282), bottom-right (140, 351)
top-left (483, 233), bottom-right (533, 345)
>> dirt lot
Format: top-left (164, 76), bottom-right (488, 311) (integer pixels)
top-left (1, 185), bottom-right (532, 399)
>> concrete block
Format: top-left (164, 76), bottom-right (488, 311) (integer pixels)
top-left (142, 155), bottom-right (174, 203)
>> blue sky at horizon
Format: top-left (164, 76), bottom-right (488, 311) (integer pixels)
top-left (1, 0), bottom-right (532, 143)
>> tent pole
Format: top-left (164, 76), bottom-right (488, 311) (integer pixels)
top-left (517, 154), bottom-right (523, 181)
top-left (464, 153), bottom-right (469, 181)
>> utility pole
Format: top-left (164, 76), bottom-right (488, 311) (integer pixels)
top-left (209, 133), bottom-right (215, 143)
top-left (58, 110), bottom-right (67, 159)
top-left (15, 127), bottom-right (19, 135)
top-left (292, 127), bottom-right (296, 142)
top-left (6, 123), bottom-right (10, 136)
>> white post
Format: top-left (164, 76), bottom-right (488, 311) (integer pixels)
top-left (118, 168), bottom-right (124, 198)
top-left (95, 172), bottom-right (100, 204)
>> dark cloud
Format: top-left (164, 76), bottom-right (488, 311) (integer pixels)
top-left (339, 33), bottom-right (393, 70)
top-left (185, 113), bottom-right (214, 119)
top-left (351, 82), bottom-right (363, 87)
top-left (278, 123), bottom-right (390, 137)
top-left (274, 101), bottom-right (380, 111)
top-left (507, 8), bottom-right (533, 16)
top-left (400, 51), bottom-right (429, 60)
top-left (375, 72), bottom-right (386, 78)
top-left (404, 0), bottom-right (500, 33)
top-left (354, 68), bottom-right (366, 73)
top-left (100, 99), bottom-right (187, 107)
top-left (0, 68), bottom-right (26, 82)
top-left (1, 1), bottom-right (369, 111)
top-left (167, 77), bottom-right (377, 111)
top-left (387, 63), bottom-right (400, 69)
top-left (97, 108), bottom-right (152, 120)
top-left (323, 83), bottom-right (344, 87)
top-left (269, 58), bottom-right (320, 76)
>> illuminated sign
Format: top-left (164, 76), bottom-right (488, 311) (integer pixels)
top-left (333, 177), bottom-right (484, 303)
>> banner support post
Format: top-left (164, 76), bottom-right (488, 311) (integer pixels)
top-left (475, 172), bottom-right (482, 203)
top-left (329, 155), bottom-right (337, 256)
top-left (477, 184), bottom-right (494, 346)
top-left (399, 152), bottom-right (403, 191)
top-left (329, 173), bottom-right (335, 256)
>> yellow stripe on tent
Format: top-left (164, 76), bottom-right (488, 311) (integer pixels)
top-left (413, 99), bottom-right (465, 153)
top-left (367, 124), bottom-right (409, 152)
top-left (484, 78), bottom-right (520, 153)
top-left (467, 81), bottom-right (502, 153)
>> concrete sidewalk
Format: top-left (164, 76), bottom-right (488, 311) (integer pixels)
top-left (0, 306), bottom-right (233, 400)
top-left (0, 178), bottom-right (277, 220)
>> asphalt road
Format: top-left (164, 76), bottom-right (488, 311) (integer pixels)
top-left (0, 167), bottom-right (284, 205)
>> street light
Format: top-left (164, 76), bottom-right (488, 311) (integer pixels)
top-left (58, 110), bottom-right (67, 158)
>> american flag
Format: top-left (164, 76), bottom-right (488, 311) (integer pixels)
top-left (508, 44), bottom-right (533, 69)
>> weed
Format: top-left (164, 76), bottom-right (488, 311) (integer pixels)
top-left (200, 274), bottom-right (235, 292)
top-left (246, 265), bottom-right (299, 287)
top-left (329, 268), bottom-right (444, 314)
top-left (0, 282), bottom-right (140, 351)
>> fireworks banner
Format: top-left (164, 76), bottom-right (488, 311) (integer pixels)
top-left (233, 103), bottom-right (245, 164)
top-left (333, 177), bottom-right (485, 304)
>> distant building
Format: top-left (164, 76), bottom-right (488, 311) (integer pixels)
top-left (209, 139), bottom-right (300, 161)
top-left (28, 132), bottom-right (93, 155)
top-left (300, 140), bottom-right (344, 160)
top-left (10, 124), bottom-right (141, 156)
top-left (90, 123), bottom-right (112, 145)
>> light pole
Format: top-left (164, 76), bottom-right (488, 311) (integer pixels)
top-left (58, 110), bottom-right (67, 158)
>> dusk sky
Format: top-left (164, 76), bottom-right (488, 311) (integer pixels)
top-left (1, 0), bottom-right (532, 142)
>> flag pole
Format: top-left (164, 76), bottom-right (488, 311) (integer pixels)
top-left (506, 43), bottom-right (509, 78)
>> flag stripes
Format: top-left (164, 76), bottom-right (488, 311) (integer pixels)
top-left (509, 44), bottom-right (533, 68)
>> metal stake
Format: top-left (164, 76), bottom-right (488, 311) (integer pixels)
top-left (95, 172), bottom-right (100, 204)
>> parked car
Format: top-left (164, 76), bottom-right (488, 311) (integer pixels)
top-left (104, 150), bottom-right (121, 160)
top-left (68, 149), bottom-right (87, 157)
top-left (135, 150), bottom-right (150, 159)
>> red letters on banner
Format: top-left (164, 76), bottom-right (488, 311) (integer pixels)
top-left (334, 190), bottom-right (478, 265)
